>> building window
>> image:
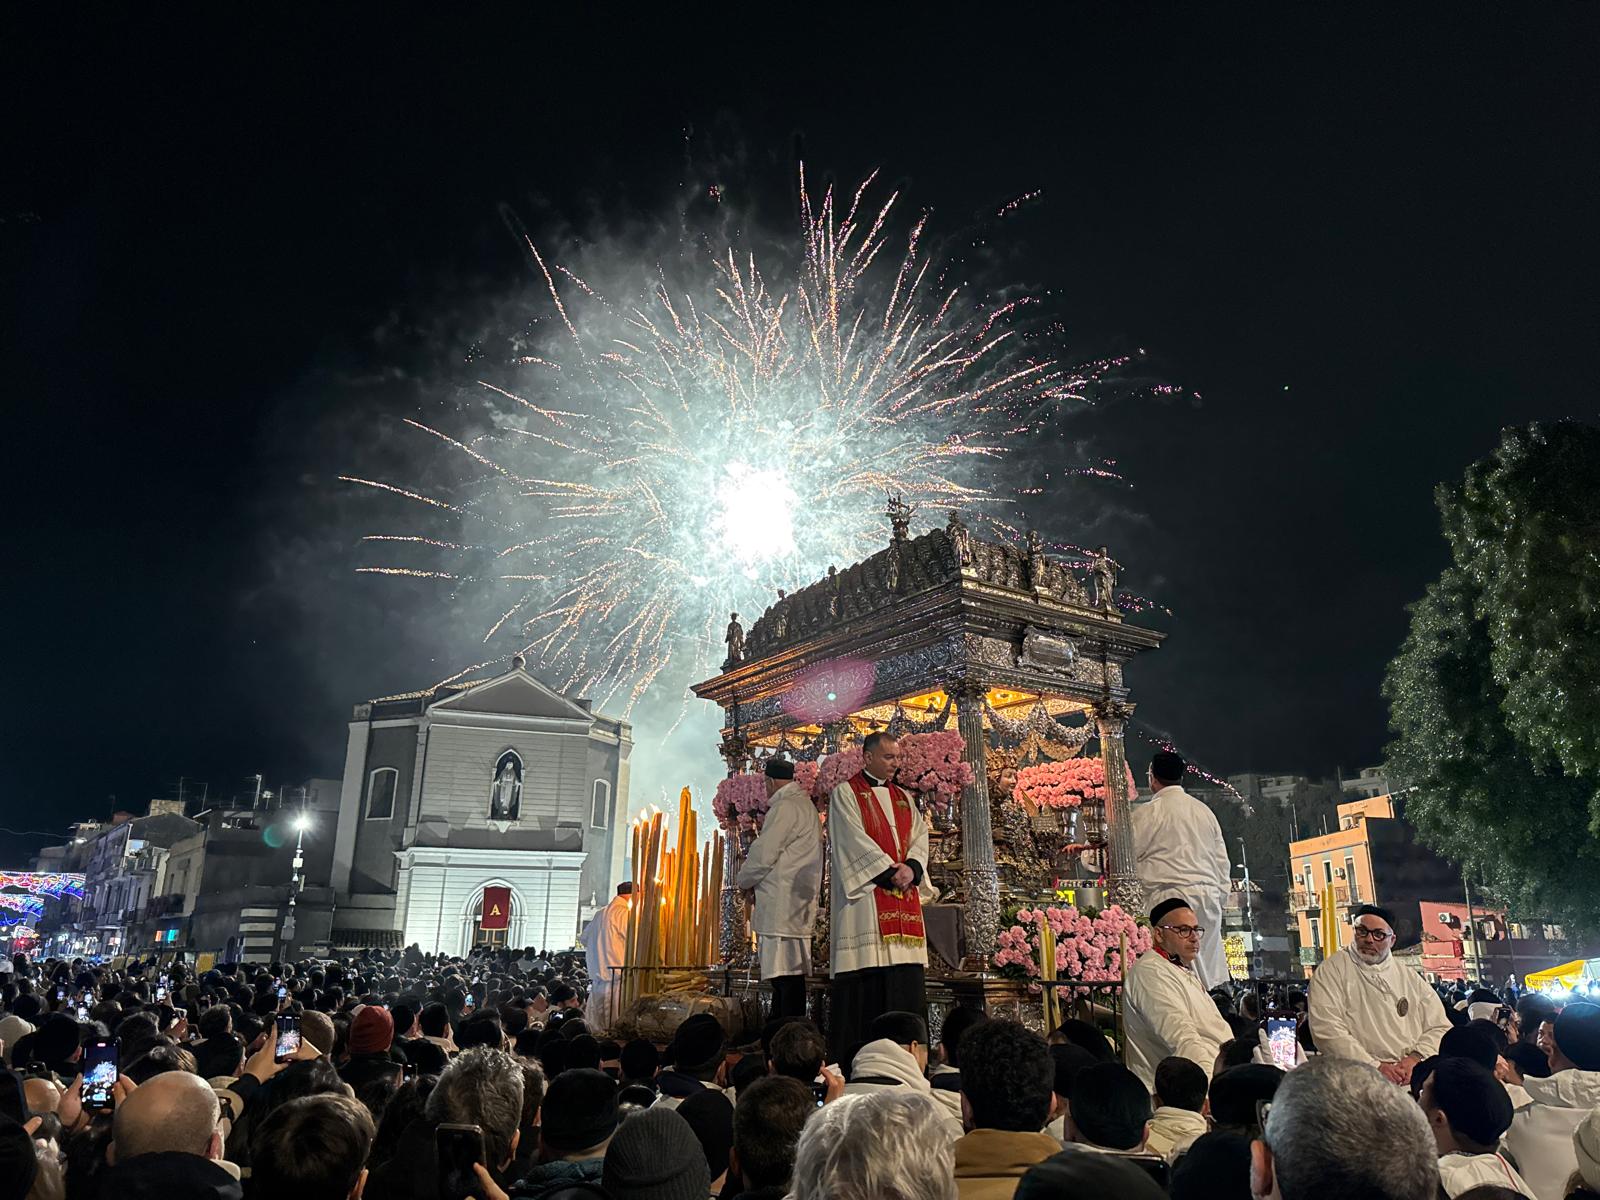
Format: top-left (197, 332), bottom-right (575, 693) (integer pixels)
top-left (1322, 860), bottom-right (1333, 885)
top-left (591, 780), bottom-right (611, 829)
top-left (490, 751), bottom-right (523, 821)
top-left (366, 768), bottom-right (399, 820)
top-left (1344, 855), bottom-right (1357, 900)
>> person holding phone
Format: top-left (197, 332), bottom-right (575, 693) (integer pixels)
top-left (1123, 898), bottom-right (1233, 1090)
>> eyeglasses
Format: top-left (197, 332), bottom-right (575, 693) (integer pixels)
top-left (1353, 927), bottom-right (1393, 942)
top-left (1158, 925), bottom-right (1205, 938)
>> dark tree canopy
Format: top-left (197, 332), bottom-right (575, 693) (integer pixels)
top-left (1384, 423), bottom-right (1600, 932)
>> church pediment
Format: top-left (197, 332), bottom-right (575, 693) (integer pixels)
top-left (428, 670), bottom-right (593, 722)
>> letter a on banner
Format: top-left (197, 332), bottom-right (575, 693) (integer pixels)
top-left (480, 885), bottom-right (511, 930)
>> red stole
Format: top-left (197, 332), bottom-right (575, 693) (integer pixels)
top-left (847, 771), bottom-right (926, 947)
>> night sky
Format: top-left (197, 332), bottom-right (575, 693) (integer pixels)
top-left (5, 11), bottom-right (1597, 863)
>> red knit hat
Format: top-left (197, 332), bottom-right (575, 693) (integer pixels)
top-left (348, 1004), bottom-right (395, 1056)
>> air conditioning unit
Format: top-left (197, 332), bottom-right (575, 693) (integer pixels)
top-left (1334, 868), bottom-right (1347, 879)
top-left (1438, 912), bottom-right (1454, 925)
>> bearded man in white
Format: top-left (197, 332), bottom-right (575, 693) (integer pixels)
top-left (1131, 751), bottom-right (1232, 989)
top-left (736, 755), bottom-right (823, 1018)
top-left (1125, 897), bottom-right (1234, 1090)
top-left (1307, 903), bottom-right (1450, 1084)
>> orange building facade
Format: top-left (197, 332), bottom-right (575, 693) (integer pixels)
top-left (1287, 794), bottom-right (1461, 977)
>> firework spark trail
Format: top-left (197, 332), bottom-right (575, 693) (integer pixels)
top-left (347, 169), bottom-right (1133, 712)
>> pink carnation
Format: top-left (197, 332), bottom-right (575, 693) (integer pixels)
top-left (1014, 757), bottom-right (1138, 810)
top-left (712, 773), bottom-right (770, 833)
top-left (992, 904), bottom-right (1153, 991)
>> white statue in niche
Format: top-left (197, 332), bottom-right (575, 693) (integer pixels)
top-left (490, 755), bottom-right (522, 821)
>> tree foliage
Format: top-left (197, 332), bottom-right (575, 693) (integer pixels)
top-left (1384, 423), bottom-right (1600, 931)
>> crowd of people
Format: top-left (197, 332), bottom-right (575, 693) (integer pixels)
top-left (0, 933), bottom-right (1596, 1200)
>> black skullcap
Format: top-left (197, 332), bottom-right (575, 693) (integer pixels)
top-left (763, 758), bottom-right (795, 781)
top-left (540, 1068), bottom-right (619, 1153)
top-left (1429, 1057), bottom-right (1514, 1147)
top-left (1555, 1002), bottom-right (1600, 1071)
top-left (1150, 897), bottom-right (1193, 926)
top-left (1049, 1043), bottom-right (1097, 1099)
top-left (1439, 1025), bottom-right (1499, 1072)
top-left (1150, 751), bottom-right (1186, 784)
top-left (1350, 903), bottom-right (1396, 929)
top-left (670, 1014), bottom-right (726, 1072)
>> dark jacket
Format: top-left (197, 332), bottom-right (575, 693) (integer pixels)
top-left (368, 1116), bottom-right (517, 1200)
top-left (96, 1152), bottom-right (243, 1200)
top-left (512, 1156), bottom-right (605, 1198)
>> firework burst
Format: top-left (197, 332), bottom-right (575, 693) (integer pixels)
top-left (344, 167), bottom-right (1130, 713)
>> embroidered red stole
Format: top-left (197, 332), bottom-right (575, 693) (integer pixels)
top-left (847, 771), bottom-right (926, 947)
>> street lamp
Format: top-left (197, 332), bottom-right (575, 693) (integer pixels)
top-left (1238, 837), bottom-right (1260, 980)
top-left (281, 811), bottom-right (312, 960)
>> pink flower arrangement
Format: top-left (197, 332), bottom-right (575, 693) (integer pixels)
top-left (993, 904), bottom-right (1152, 987)
top-left (812, 747), bottom-right (864, 799)
top-left (792, 759), bottom-right (820, 797)
top-left (712, 773), bottom-right (770, 833)
top-left (1013, 757), bottom-right (1137, 810)
top-left (893, 730), bottom-right (974, 816)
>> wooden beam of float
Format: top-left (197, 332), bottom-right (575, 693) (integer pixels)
top-left (690, 508), bottom-right (1164, 958)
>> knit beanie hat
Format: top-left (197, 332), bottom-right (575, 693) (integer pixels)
top-left (348, 1005), bottom-right (394, 1056)
top-left (1555, 1002), bottom-right (1600, 1071)
top-left (1575, 1106), bottom-right (1600, 1191)
top-left (602, 1107), bottom-right (711, 1200)
top-left (541, 1068), bottom-right (619, 1154)
top-left (675, 1089), bottom-right (734, 1176)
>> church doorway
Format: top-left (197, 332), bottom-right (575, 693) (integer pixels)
top-left (469, 887), bottom-right (516, 953)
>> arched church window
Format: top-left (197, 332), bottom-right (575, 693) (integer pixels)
top-left (591, 780), bottom-right (610, 828)
top-left (490, 751), bottom-right (523, 821)
top-left (366, 767), bottom-right (398, 820)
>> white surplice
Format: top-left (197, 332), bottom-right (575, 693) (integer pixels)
top-left (827, 772), bottom-right (936, 976)
top-left (735, 780), bottom-right (824, 980)
top-left (1306, 944), bottom-right (1451, 1065)
top-left (580, 893), bottom-right (631, 1027)
top-left (1131, 786), bottom-right (1232, 988)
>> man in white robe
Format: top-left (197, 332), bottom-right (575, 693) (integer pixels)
top-left (1131, 751), bottom-right (1232, 989)
top-left (827, 732), bottom-right (938, 1067)
top-left (580, 882), bottom-right (632, 1031)
top-left (736, 756), bottom-right (823, 1017)
top-left (1308, 903), bottom-right (1450, 1085)
top-left (1124, 897), bottom-right (1234, 1089)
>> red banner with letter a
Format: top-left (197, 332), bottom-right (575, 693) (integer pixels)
top-left (480, 886), bottom-right (511, 930)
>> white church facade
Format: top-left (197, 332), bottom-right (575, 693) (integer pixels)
top-left (328, 659), bottom-right (631, 956)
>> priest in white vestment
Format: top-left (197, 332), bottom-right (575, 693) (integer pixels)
top-left (1131, 751), bottom-right (1233, 989)
top-left (827, 732), bottom-right (938, 1067)
top-left (580, 882), bottom-right (632, 1031)
top-left (736, 756), bottom-right (824, 1017)
top-left (1124, 896), bottom-right (1235, 1089)
top-left (1308, 903), bottom-right (1450, 1084)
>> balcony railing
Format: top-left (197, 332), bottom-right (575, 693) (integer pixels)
top-left (1290, 885), bottom-right (1351, 911)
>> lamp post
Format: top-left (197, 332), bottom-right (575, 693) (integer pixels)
top-left (1238, 836), bottom-right (1259, 980)
top-left (281, 812), bottom-right (311, 962)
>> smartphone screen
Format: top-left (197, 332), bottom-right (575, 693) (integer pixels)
top-left (274, 1016), bottom-right (302, 1062)
top-left (83, 1041), bottom-right (119, 1109)
top-left (76, 1005), bottom-right (90, 1022)
top-left (277, 985), bottom-right (288, 1000)
top-left (55, 987), bottom-right (66, 1001)
top-left (155, 986), bottom-right (167, 1002)
top-left (435, 1123), bottom-right (485, 1200)
top-left (1266, 1017), bottom-right (1297, 1070)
